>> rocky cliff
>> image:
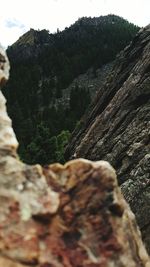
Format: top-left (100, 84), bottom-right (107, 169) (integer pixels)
top-left (0, 44), bottom-right (150, 266)
top-left (65, 25), bottom-right (150, 252)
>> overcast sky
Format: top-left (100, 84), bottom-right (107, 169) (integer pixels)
top-left (0, 0), bottom-right (150, 48)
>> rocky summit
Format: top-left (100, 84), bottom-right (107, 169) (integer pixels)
top-left (65, 25), bottom-right (150, 252)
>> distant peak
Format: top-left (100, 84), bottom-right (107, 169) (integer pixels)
top-left (13, 29), bottom-right (37, 46)
top-left (12, 28), bottom-right (50, 47)
top-left (75, 14), bottom-right (131, 27)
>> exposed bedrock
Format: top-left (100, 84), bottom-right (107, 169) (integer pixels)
top-left (65, 26), bottom-right (150, 252)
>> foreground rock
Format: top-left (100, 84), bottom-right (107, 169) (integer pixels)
top-left (0, 46), bottom-right (150, 266)
top-left (65, 25), bottom-right (150, 252)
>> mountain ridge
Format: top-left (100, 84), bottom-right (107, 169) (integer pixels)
top-left (3, 14), bottom-right (139, 164)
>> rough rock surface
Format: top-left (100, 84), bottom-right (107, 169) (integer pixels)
top-left (0, 45), bottom-right (150, 266)
top-left (55, 62), bottom-right (114, 109)
top-left (65, 26), bottom-right (150, 251)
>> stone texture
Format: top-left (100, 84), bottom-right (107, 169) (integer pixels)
top-left (0, 44), bottom-right (150, 266)
top-left (0, 155), bottom-right (150, 267)
top-left (65, 25), bottom-right (150, 252)
top-left (55, 62), bottom-right (114, 109)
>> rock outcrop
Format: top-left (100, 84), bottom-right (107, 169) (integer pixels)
top-left (0, 45), bottom-right (150, 266)
top-left (55, 62), bottom-right (114, 110)
top-left (65, 25), bottom-right (150, 252)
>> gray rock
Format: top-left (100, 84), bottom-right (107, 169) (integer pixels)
top-left (65, 25), bottom-right (150, 252)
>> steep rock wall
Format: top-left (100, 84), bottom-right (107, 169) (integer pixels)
top-left (65, 26), bottom-right (150, 251)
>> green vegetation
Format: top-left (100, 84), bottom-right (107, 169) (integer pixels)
top-left (22, 123), bottom-right (70, 165)
top-left (3, 15), bottom-right (139, 165)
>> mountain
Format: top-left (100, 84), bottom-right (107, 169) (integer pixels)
top-left (0, 44), bottom-right (149, 266)
top-left (65, 25), bottom-right (150, 252)
top-left (3, 15), bottom-right (139, 164)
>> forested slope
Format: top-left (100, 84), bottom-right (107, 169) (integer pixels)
top-left (3, 15), bottom-right (139, 164)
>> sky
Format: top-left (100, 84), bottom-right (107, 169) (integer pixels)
top-left (0, 0), bottom-right (150, 48)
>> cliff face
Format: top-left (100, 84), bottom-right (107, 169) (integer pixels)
top-left (65, 26), bottom-right (150, 251)
top-left (0, 44), bottom-right (150, 266)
